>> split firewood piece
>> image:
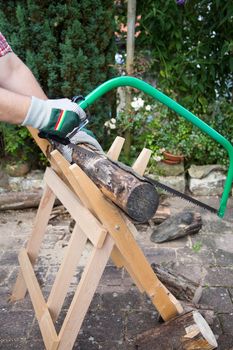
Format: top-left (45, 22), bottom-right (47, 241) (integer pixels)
top-left (135, 311), bottom-right (217, 350)
top-left (70, 144), bottom-right (159, 223)
top-left (150, 211), bottom-right (202, 243)
top-left (150, 205), bottom-right (171, 224)
top-left (151, 263), bottom-right (199, 302)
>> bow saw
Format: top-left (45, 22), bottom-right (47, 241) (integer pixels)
top-left (74, 76), bottom-right (233, 219)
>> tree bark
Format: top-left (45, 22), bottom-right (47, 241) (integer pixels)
top-left (135, 311), bottom-right (217, 350)
top-left (126, 0), bottom-right (136, 76)
top-left (71, 145), bottom-right (159, 223)
top-left (151, 263), bottom-right (199, 302)
top-left (124, 0), bottom-right (137, 159)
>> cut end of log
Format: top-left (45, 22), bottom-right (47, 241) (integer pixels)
top-left (135, 310), bottom-right (217, 350)
top-left (192, 311), bottom-right (218, 348)
top-left (127, 183), bottom-right (159, 223)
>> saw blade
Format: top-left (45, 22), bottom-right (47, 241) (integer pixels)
top-left (144, 176), bottom-right (218, 214)
top-left (61, 142), bottom-right (218, 215)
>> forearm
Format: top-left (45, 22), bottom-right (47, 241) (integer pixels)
top-left (0, 52), bottom-right (47, 100)
top-left (0, 87), bottom-right (31, 124)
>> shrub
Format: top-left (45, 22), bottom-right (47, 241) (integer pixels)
top-left (0, 0), bottom-right (116, 165)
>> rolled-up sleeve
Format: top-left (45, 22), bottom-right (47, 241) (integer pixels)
top-left (0, 32), bottom-right (12, 57)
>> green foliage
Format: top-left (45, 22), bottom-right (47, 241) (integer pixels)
top-left (105, 93), bottom-right (232, 168)
top-left (0, 0), bottom-right (116, 163)
top-left (111, 0), bottom-right (233, 167)
top-left (137, 0), bottom-right (233, 107)
top-left (0, 123), bottom-right (47, 167)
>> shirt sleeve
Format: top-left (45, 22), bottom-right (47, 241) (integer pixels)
top-left (0, 32), bottom-right (12, 57)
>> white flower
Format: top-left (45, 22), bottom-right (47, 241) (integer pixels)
top-left (131, 97), bottom-right (144, 111)
top-left (109, 123), bottom-right (116, 129)
top-left (145, 105), bottom-right (152, 111)
top-left (104, 120), bottom-right (116, 129)
top-left (154, 155), bottom-right (162, 162)
top-left (115, 53), bottom-right (124, 65)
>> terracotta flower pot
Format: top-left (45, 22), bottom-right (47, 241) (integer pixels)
top-left (162, 151), bottom-right (184, 165)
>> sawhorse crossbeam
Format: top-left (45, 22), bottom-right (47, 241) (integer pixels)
top-left (11, 137), bottom-right (183, 349)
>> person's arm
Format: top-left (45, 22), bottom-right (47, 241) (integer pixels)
top-left (0, 52), bottom-right (47, 100)
top-left (0, 87), bottom-right (31, 124)
top-left (0, 37), bottom-right (86, 139)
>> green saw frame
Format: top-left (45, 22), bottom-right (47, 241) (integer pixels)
top-left (78, 76), bottom-right (233, 218)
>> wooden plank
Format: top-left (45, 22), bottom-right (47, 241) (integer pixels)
top-left (107, 136), bottom-right (125, 160)
top-left (58, 235), bottom-right (114, 349)
top-left (107, 137), bottom-right (126, 270)
top-left (11, 184), bottom-right (56, 301)
top-left (132, 148), bottom-right (152, 176)
top-left (27, 126), bottom-right (49, 156)
top-left (19, 249), bottom-right (59, 350)
top-left (47, 223), bottom-right (87, 322)
top-left (69, 163), bottom-right (182, 321)
top-left (50, 150), bottom-right (92, 211)
top-left (44, 167), bottom-right (107, 248)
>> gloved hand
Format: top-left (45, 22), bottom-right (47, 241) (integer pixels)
top-left (58, 129), bottom-right (104, 163)
top-left (22, 96), bottom-right (86, 140)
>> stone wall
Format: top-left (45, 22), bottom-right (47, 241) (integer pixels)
top-left (0, 162), bottom-right (229, 197)
top-left (148, 162), bottom-right (227, 197)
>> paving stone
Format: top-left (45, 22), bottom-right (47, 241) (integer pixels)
top-left (0, 267), bottom-right (10, 285)
top-left (125, 310), bottom-right (158, 340)
top-left (219, 313), bottom-right (233, 334)
top-left (205, 267), bottom-right (233, 287)
top-left (11, 296), bottom-right (34, 312)
top-left (228, 288), bottom-right (233, 301)
top-left (168, 262), bottom-right (205, 284)
top-left (213, 249), bottom-right (233, 267)
top-left (80, 308), bottom-right (124, 343)
top-left (143, 247), bottom-right (177, 265)
top-left (24, 339), bottom-right (46, 349)
top-left (200, 287), bottom-right (233, 313)
top-left (216, 334), bottom-right (233, 350)
top-left (0, 250), bottom-right (18, 266)
top-left (211, 315), bottom-right (223, 336)
top-left (0, 338), bottom-right (28, 350)
top-left (176, 245), bottom-right (214, 266)
top-left (0, 310), bottom-right (34, 339)
top-left (74, 338), bottom-right (133, 350)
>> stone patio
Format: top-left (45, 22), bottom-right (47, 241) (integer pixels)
top-left (0, 195), bottom-right (233, 349)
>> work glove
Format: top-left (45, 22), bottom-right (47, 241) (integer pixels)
top-left (57, 129), bottom-right (104, 163)
top-left (22, 96), bottom-right (86, 141)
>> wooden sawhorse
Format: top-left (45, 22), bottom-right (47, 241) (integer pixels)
top-left (11, 137), bottom-right (183, 349)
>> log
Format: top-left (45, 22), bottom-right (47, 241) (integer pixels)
top-left (69, 144), bottom-right (160, 223)
top-left (151, 263), bottom-right (199, 302)
top-left (135, 311), bottom-right (218, 350)
top-left (150, 211), bottom-right (202, 243)
top-left (181, 302), bottom-right (215, 327)
top-left (0, 190), bottom-right (43, 210)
